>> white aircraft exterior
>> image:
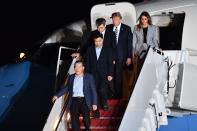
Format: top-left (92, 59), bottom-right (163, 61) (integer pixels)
top-left (43, 1), bottom-right (197, 131)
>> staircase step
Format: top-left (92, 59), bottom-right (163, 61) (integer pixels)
top-left (107, 99), bottom-right (128, 107)
top-left (81, 118), bottom-right (121, 127)
top-left (93, 108), bottom-right (125, 117)
top-left (68, 125), bottom-right (119, 130)
top-left (84, 126), bottom-right (119, 130)
top-left (107, 99), bottom-right (128, 105)
top-left (80, 116), bottom-right (121, 120)
top-left (90, 106), bottom-right (127, 118)
top-left (67, 99), bottom-right (127, 131)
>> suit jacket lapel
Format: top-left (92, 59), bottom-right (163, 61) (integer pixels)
top-left (83, 74), bottom-right (87, 93)
top-left (118, 25), bottom-right (124, 44)
top-left (97, 47), bottom-right (104, 61)
top-left (91, 46), bottom-right (97, 62)
top-left (103, 32), bottom-right (107, 42)
top-left (147, 25), bottom-right (151, 43)
top-left (70, 74), bottom-right (75, 95)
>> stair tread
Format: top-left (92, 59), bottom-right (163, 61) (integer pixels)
top-left (80, 119), bottom-right (120, 126)
top-left (67, 99), bottom-right (127, 131)
top-left (68, 125), bottom-right (119, 129)
top-left (89, 104), bottom-right (127, 117)
top-left (107, 99), bottom-right (128, 106)
top-left (79, 116), bottom-right (121, 119)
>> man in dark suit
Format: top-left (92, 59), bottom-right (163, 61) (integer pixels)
top-left (106, 12), bottom-right (133, 98)
top-left (52, 60), bottom-right (97, 131)
top-left (85, 32), bottom-right (113, 117)
top-left (71, 18), bottom-right (114, 59)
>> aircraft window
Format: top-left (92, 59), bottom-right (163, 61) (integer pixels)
top-left (152, 12), bottom-right (185, 50)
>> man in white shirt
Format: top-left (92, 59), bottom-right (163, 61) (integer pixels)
top-left (85, 32), bottom-right (113, 118)
top-left (52, 60), bottom-right (97, 131)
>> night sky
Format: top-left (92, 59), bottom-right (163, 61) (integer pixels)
top-left (0, 1), bottom-right (144, 130)
top-left (0, 0), bottom-right (143, 66)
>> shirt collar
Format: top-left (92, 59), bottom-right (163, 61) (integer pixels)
top-left (75, 74), bottom-right (84, 78)
top-left (95, 45), bottom-right (103, 49)
top-left (101, 30), bottom-right (105, 36)
top-left (113, 23), bottom-right (121, 31)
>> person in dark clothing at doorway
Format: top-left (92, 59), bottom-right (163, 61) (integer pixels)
top-left (71, 18), bottom-right (114, 59)
top-left (85, 32), bottom-right (113, 118)
top-left (52, 60), bottom-right (98, 131)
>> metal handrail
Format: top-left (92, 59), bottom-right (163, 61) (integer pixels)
top-left (54, 93), bottom-right (69, 131)
top-left (53, 58), bottom-right (76, 131)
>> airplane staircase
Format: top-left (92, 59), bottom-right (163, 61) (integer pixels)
top-left (67, 99), bottom-right (128, 131)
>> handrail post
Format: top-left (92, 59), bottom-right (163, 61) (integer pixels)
top-left (54, 93), bottom-right (69, 131)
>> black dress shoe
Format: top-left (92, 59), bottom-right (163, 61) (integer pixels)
top-left (103, 104), bottom-right (109, 111)
top-left (92, 110), bottom-right (100, 118)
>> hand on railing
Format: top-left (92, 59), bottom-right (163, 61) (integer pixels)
top-left (71, 53), bottom-right (80, 59)
top-left (52, 96), bottom-right (58, 103)
top-left (126, 58), bottom-right (132, 66)
top-left (92, 105), bottom-right (97, 111)
top-left (107, 76), bottom-right (113, 81)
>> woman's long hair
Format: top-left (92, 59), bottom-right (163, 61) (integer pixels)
top-left (137, 11), bottom-right (152, 29)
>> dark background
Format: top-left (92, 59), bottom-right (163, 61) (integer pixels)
top-left (0, 1), bottom-right (144, 131)
top-left (0, 0), bottom-right (144, 66)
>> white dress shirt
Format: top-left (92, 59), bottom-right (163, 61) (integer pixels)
top-left (72, 74), bottom-right (84, 97)
top-left (101, 30), bottom-right (105, 39)
top-left (95, 46), bottom-right (103, 60)
top-left (113, 23), bottom-right (121, 42)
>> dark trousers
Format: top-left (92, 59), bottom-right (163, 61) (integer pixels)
top-left (114, 60), bottom-right (124, 98)
top-left (95, 72), bottom-right (108, 106)
top-left (70, 97), bottom-right (90, 131)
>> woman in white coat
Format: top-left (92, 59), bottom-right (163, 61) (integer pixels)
top-left (132, 11), bottom-right (159, 82)
top-left (133, 11), bottom-right (159, 59)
